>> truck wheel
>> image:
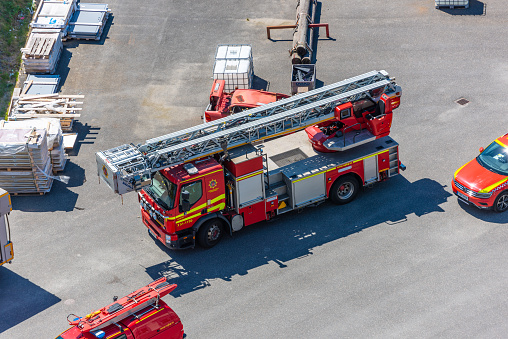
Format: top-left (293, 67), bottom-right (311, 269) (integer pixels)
top-left (197, 219), bottom-right (223, 248)
top-left (494, 191), bottom-right (508, 212)
top-left (330, 175), bottom-right (359, 205)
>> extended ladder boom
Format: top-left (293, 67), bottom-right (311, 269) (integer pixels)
top-left (97, 70), bottom-right (398, 194)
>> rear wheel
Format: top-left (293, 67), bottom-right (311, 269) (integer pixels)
top-left (330, 175), bottom-right (360, 205)
top-left (494, 191), bottom-right (508, 212)
top-left (197, 219), bottom-right (224, 248)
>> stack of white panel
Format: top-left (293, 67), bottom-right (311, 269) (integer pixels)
top-left (1, 119), bottom-right (67, 173)
top-left (213, 44), bottom-right (253, 92)
top-left (0, 128), bottom-right (53, 194)
top-left (67, 3), bottom-right (110, 40)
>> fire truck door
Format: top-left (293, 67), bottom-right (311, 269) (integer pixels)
top-left (363, 155), bottom-right (378, 183)
top-left (176, 179), bottom-right (206, 226)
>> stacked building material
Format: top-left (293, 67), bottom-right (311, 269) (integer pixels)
top-left (213, 44), bottom-right (253, 92)
top-left (0, 128), bottom-right (53, 194)
top-left (21, 31), bottom-right (63, 74)
top-left (1, 119), bottom-right (67, 173)
top-left (8, 93), bottom-right (83, 132)
top-left (22, 75), bottom-right (60, 95)
top-left (31, 0), bottom-right (78, 36)
top-left (67, 3), bottom-right (110, 40)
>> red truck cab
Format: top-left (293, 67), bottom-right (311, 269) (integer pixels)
top-left (452, 133), bottom-right (508, 212)
top-left (56, 278), bottom-right (184, 339)
top-left (204, 79), bottom-right (289, 122)
top-left (139, 158), bottom-right (227, 249)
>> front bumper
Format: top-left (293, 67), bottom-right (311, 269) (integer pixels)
top-left (451, 180), bottom-right (494, 210)
top-left (141, 209), bottom-right (195, 249)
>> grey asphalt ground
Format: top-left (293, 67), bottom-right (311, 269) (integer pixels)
top-left (2, 0), bottom-right (508, 338)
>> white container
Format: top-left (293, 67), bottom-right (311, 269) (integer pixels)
top-left (435, 0), bottom-right (469, 8)
top-left (213, 45), bottom-right (253, 91)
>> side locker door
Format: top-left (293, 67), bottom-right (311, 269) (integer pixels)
top-left (175, 179), bottom-right (205, 228)
top-left (363, 155), bottom-right (378, 184)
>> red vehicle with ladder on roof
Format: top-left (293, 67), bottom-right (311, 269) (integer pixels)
top-left (203, 79), bottom-right (289, 122)
top-left (96, 70), bottom-right (405, 249)
top-left (55, 277), bottom-right (184, 339)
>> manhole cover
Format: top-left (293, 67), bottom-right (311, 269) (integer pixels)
top-left (270, 148), bottom-right (308, 167)
top-left (455, 98), bottom-right (469, 106)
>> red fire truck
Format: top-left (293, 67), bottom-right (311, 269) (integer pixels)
top-left (97, 70), bottom-right (404, 249)
top-left (204, 79), bottom-right (289, 122)
top-left (56, 278), bottom-right (184, 339)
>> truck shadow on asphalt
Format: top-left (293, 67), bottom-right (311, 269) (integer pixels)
top-left (146, 176), bottom-right (452, 297)
top-left (0, 267), bottom-right (61, 334)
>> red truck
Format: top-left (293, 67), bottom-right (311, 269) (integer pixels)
top-left (204, 79), bottom-right (289, 122)
top-left (56, 278), bottom-right (184, 339)
top-left (96, 70), bottom-right (404, 250)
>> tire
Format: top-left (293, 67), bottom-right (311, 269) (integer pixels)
top-left (197, 219), bottom-right (224, 248)
top-left (330, 175), bottom-right (360, 205)
top-left (494, 191), bottom-right (508, 213)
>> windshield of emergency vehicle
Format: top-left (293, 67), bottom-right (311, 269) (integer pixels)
top-left (477, 141), bottom-right (508, 176)
top-left (146, 171), bottom-right (177, 210)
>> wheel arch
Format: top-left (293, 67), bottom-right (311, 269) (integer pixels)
top-left (193, 212), bottom-right (232, 235)
top-left (328, 172), bottom-right (363, 198)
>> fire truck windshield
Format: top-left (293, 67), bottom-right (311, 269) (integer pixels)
top-left (477, 141), bottom-right (508, 176)
top-left (148, 172), bottom-right (177, 210)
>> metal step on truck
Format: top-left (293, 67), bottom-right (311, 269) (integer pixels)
top-left (96, 70), bottom-right (405, 249)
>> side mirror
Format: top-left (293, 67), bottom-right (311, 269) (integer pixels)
top-left (479, 147), bottom-right (484, 153)
top-left (181, 191), bottom-right (190, 212)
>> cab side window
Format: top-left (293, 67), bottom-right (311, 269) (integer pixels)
top-left (181, 181), bottom-right (203, 208)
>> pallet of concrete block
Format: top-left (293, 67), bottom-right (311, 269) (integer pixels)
top-left (21, 75), bottom-right (60, 96)
top-left (31, 0), bottom-right (78, 34)
top-left (1, 119), bottom-right (67, 173)
top-left (21, 31), bottom-right (63, 74)
top-left (9, 93), bottom-right (83, 132)
top-left (213, 44), bottom-right (253, 92)
top-left (67, 3), bottom-right (111, 40)
top-left (0, 128), bottom-right (53, 194)
top-left (435, 0), bottom-right (469, 8)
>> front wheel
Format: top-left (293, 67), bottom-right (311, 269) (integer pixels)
top-left (494, 191), bottom-right (508, 212)
top-left (330, 175), bottom-right (360, 205)
top-left (197, 219), bottom-right (224, 248)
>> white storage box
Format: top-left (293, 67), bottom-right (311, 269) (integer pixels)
top-left (213, 44), bottom-right (254, 92)
top-left (213, 59), bottom-right (253, 92)
top-left (435, 0), bottom-right (469, 8)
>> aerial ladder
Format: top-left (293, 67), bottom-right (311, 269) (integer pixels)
top-left (96, 70), bottom-right (399, 195)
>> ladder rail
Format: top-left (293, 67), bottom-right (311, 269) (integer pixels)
top-left (140, 70), bottom-right (392, 154)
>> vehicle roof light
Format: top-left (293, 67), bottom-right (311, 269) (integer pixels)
top-left (92, 330), bottom-right (105, 338)
top-left (183, 163), bottom-right (198, 175)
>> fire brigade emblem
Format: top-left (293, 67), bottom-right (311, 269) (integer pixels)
top-left (102, 165), bottom-right (108, 178)
top-left (209, 179), bottom-right (217, 189)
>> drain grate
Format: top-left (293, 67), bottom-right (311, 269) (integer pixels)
top-left (270, 148), bottom-right (308, 167)
top-left (455, 98), bottom-right (470, 106)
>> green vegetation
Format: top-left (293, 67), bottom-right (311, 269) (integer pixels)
top-left (0, 0), bottom-right (34, 119)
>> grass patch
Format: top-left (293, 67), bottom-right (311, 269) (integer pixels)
top-left (0, 0), bottom-right (34, 119)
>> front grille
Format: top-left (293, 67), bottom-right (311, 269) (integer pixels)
top-left (454, 179), bottom-right (492, 199)
top-left (140, 196), bottom-right (166, 226)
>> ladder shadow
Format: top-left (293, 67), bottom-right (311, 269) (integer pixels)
top-left (145, 176), bottom-right (452, 297)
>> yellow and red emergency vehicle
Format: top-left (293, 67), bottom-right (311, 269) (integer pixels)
top-left (452, 133), bottom-right (508, 212)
